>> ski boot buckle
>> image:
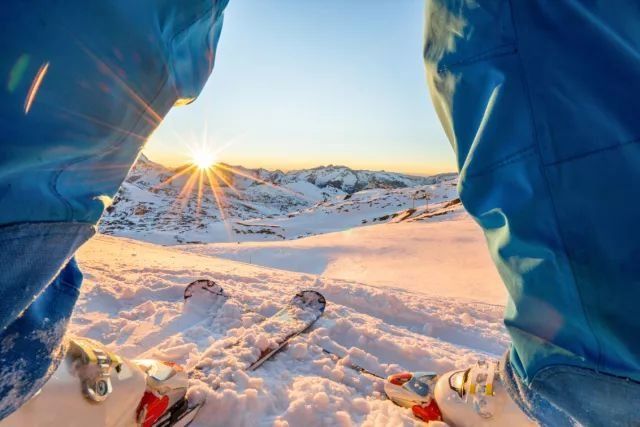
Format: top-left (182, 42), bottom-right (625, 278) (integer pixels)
top-left (68, 338), bottom-right (123, 403)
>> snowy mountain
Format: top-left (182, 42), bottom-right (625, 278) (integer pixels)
top-left (99, 155), bottom-right (459, 244)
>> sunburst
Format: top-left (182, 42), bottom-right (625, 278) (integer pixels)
top-left (190, 145), bottom-right (218, 170)
top-left (148, 134), bottom-right (310, 242)
top-left (49, 42), bottom-right (306, 242)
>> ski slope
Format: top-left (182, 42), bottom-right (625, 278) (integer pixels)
top-left (180, 214), bottom-right (506, 304)
top-left (72, 215), bottom-right (508, 426)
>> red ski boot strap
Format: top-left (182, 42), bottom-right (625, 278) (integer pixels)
top-left (137, 391), bottom-right (170, 427)
top-left (412, 400), bottom-right (443, 422)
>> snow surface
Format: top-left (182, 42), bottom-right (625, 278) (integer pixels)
top-left (73, 215), bottom-right (508, 426)
top-left (180, 216), bottom-right (505, 304)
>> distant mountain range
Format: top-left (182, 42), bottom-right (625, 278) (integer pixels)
top-left (99, 154), bottom-right (460, 244)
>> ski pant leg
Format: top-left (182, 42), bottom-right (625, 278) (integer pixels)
top-left (424, 0), bottom-right (640, 424)
top-left (0, 259), bottom-right (82, 420)
top-left (0, 0), bottom-right (229, 419)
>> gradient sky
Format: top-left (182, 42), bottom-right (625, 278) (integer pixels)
top-left (144, 0), bottom-right (455, 175)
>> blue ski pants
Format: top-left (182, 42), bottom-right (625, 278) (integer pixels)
top-left (424, 0), bottom-right (640, 424)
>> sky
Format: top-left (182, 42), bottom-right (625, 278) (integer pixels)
top-left (144, 0), bottom-right (455, 176)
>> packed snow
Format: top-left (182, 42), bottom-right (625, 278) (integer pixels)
top-left (72, 215), bottom-right (508, 426)
top-left (180, 216), bottom-right (505, 304)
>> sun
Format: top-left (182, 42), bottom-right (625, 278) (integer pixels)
top-left (191, 146), bottom-right (217, 170)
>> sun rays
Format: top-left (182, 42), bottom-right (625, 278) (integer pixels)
top-left (189, 144), bottom-right (218, 170)
top-left (146, 135), bottom-right (311, 242)
top-left (40, 42), bottom-right (307, 242)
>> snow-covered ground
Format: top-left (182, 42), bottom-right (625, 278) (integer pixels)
top-left (73, 213), bottom-right (508, 426)
top-left (180, 215), bottom-right (505, 304)
top-left (71, 156), bottom-right (511, 425)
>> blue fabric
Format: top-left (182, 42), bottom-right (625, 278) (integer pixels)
top-left (0, 0), bottom-right (229, 419)
top-left (424, 0), bottom-right (640, 416)
top-left (500, 351), bottom-right (574, 427)
top-left (0, 222), bottom-right (94, 333)
top-left (502, 349), bottom-right (640, 426)
top-left (0, 259), bottom-right (82, 419)
top-left (1, 0), bottom-right (229, 225)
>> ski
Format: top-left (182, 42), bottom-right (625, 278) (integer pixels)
top-left (184, 280), bottom-right (327, 376)
top-left (183, 278), bottom-right (227, 304)
top-left (191, 289), bottom-right (326, 378)
top-left (148, 395), bottom-right (201, 427)
top-left (248, 290), bottom-right (326, 371)
top-left (320, 347), bottom-right (386, 380)
top-left (183, 279), bottom-right (268, 322)
top-left (173, 282), bottom-right (326, 426)
top-left (147, 280), bottom-right (327, 427)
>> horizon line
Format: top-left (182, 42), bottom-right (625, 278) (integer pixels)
top-left (140, 152), bottom-right (457, 178)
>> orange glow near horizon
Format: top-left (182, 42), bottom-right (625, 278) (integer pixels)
top-left (146, 148), bottom-right (453, 177)
top-left (151, 134), bottom-right (319, 242)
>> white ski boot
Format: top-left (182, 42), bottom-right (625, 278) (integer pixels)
top-left (1, 337), bottom-right (200, 427)
top-left (433, 360), bottom-right (536, 427)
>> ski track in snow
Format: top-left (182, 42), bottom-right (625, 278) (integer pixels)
top-left (72, 222), bottom-right (508, 427)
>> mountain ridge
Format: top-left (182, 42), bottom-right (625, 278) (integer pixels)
top-left (100, 155), bottom-right (459, 244)
top-left (138, 153), bottom-right (450, 194)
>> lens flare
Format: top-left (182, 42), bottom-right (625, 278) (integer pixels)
top-left (190, 146), bottom-right (217, 170)
top-left (148, 132), bottom-right (309, 242)
top-left (24, 62), bottom-right (49, 114)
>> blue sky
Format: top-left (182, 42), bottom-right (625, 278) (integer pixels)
top-left (144, 0), bottom-right (455, 175)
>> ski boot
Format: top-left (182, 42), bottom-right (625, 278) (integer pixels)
top-left (134, 359), bottom-right (201, 427)
top-left (384, 371), bottom-right (443, 422)
top-left (1, 337), bottom-right (200, 427)
top-left (433, 360), bottom-right (536, 426)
